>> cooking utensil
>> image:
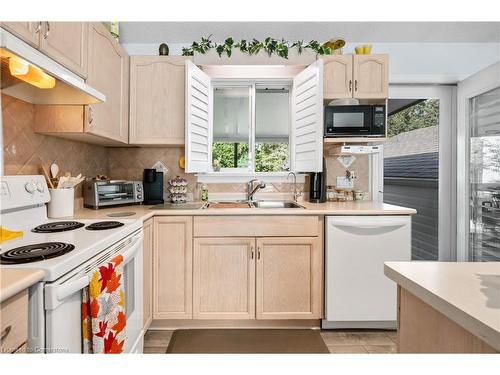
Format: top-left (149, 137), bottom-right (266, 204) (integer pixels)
top-left (50, 162), bottom-right (59, 179)
top-left (40, 165), bottom-right (55, 189)
top-left (57, 175), bottom-right (85, 189)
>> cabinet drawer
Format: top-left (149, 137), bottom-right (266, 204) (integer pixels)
top-left (1, 290), bottom-right (28, 354)
top-left (193, 216), bottom-right (320, 237)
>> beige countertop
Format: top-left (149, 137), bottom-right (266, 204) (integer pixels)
top-left (74, 200), bottom-right (416, 221)
top-left (384, 261), bottom-right (500, 351)
top-left (0, 268), bottom-right (45, 303)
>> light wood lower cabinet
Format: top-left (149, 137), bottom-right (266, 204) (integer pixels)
top-left (142, 218), bottom-right (153, 330)
top-left (397, 287), bottom-right (497, 353)
top-left (193, 238), bottom-right (255, 319)
top-left (153, 217), bottom-right (193, 319)
top-left (1, 290), bottom-right (28, 354)
top-left (150, 216), bottom-right (323, 324)
top-left (256, 237), bottom-right (323, 319)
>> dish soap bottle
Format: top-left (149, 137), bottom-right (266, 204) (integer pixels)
top-left (201, 184), bottom-right (209, 202)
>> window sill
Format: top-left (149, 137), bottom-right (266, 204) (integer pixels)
top-left (196, 172), bottom-right (306, 184)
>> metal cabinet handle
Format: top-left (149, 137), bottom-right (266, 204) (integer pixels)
top-left (250, 247), bottom-right (254, 259)
top-left (34, 22), bottom-right (42, 34)
top-left (43, 21), bottom-right (50, 39)
top-left (348, 79), bottom-right (352, 92)
top-left (88, 106), bottom-right (94, 125)
top-left (354, 79), bottom-right (358, 91)
top-left (257, 247), bottom-right (261, 260)
top-left (1, 325), bottom-right (12, 341)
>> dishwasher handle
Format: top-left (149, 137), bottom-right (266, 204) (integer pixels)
top-left (45, 235), bottom-right (143, 310)
top-left (331, 217), bottom-right (409, 229)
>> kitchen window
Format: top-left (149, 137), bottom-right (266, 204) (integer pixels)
top-left (211, 83), bottom-right (291, 174)
top-left (185, 60), bottom-right (324, 178)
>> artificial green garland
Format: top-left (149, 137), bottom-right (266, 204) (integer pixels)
top-left (181, 36), bottom-right (334, 59)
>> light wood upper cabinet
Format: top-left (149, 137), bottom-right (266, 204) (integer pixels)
top-left (143, 218), bottom-right (153, 330)
top-left (321, 54), bottom-right (388, 99)
top-left (353, 54), bottom-right (389, 98)
top-left (153, 216), bottom-right (193, 319)
top-left (129, 56), bottom-right (192, 145)
top-left (322, 55), bottom-right (353, 99)
top-left (39, 22), bottom-right (88, 78)
top-left (256, 237), bottom-right (323, 320)
top-left (193, 237), bottom-right (256, 320)
top-left (1, 22), bottom-right (88, 78)
top-left (1, 22), bottom-right (41, 47)
top-left (86, 22), bottom-right (129, 143)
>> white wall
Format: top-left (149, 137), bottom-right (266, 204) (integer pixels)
top-left (122, 41), bottom-right (500, 83)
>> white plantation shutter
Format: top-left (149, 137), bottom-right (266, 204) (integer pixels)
top-left (291, 59), bottom-right (324, 172)
top-left (185, 60), bottom-right (212, 173)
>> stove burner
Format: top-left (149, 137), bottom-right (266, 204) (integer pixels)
top-left (0, 242), bottom-right (75, 264)
top-left (85, 221), bottom-right (124, 231)
top-left (32, 221), bottom-right (85, 233)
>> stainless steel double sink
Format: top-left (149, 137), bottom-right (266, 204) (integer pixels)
top-left (206, 200), bottom-right (304, 209)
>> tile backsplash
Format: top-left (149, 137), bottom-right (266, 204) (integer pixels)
top-left (2, 95), bottom-right (109, 178)
top-left (3, 94), bottom-right (370, 202)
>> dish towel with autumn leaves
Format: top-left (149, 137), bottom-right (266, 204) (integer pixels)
top-left (82, 254), bottom-right (126, 354)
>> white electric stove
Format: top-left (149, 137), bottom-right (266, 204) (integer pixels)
top-left (0, 175), bottom-right (144, 353)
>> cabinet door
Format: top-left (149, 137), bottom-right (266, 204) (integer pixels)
top-left (153, 217), bottom-right (193, 319)
top-left (322, 55), bottom-right (353, 99)
top-left (185, 60), bottom-right (212, 173)
top-left (1, 22), bottom-right (41, 47)
top-left (129, 56), bottom-right (191, 145)
top-left (193, 238), bottom-right (255, 319)
top-left (39, 22), bottom-right (88, 78)
top-left (256, 237), bottom-right (322, 319)
top-left (291, 59), bottom-right (324, 173)
top-left (353, 54), bottom-right (389, 99)
top-left (86, 22), bottom-right (129, 143)
top-left (143, 218), bottom-right (153, 330)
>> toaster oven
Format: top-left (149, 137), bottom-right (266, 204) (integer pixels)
top-left (83, 180), bottom-right (143, 209)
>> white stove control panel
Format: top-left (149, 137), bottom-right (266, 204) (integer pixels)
top-left (0, 175), bottom-right (51, 211)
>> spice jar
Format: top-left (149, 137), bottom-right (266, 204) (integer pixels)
top-left (354, 190), bottom-right (365, 201)
top-left (336, 189), bottom-right (347, 202)
top-left (327, 185), bottom-right (336, 202)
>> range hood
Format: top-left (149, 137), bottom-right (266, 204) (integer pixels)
top-left (0, 27), bottom-right (105, 105)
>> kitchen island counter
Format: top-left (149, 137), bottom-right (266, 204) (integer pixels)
top-left (384, 261), bottom-right (500, 353)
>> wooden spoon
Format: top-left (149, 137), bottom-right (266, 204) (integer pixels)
top-left (40, 165), bottom-right (55, 189)
top-left (50, 162), bottom-right (59, 179)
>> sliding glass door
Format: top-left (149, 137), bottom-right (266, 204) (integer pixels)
top-left (386, 85), bottom-right (455, 261)
top-left (457, 62), bottom-right (500, 261)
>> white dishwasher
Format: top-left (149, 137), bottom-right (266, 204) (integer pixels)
top-left (323, 215), bottom-right (411, 329)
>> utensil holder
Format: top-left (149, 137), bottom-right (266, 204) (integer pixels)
top-left (48, 188), bottom-right (75, 218)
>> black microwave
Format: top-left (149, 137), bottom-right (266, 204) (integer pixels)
top-left (324, 105), bottom-right (386, 137)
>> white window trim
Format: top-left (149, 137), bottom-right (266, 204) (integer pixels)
top-left (196, 172), bottom-right (306, 184)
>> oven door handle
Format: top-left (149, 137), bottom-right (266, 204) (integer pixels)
top-left (45, 236), bottom-right (143, 310)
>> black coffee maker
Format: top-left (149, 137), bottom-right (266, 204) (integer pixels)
top-left (308, 158), bottom-right (327, 203)
top-left (143, 169), bottom-right (164, 205)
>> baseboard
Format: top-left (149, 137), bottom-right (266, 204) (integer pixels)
top-left (321, 320), bottom-right (397, 330)
top-left (149, 319), bottom-right (321, 330)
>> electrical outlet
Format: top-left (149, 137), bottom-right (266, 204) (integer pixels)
top-left (151, 161), bottom-right (169, 175)
top-left (336, 176), bottom-right (354, 189)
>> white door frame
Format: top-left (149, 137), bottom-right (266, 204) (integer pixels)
top-left (387, 84), bottom-right (456, 261)
top-left (456, 62), bottom-right (500, 261)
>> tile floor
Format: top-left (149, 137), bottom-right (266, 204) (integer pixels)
top-left (143, 330), bottom-right (398, 354)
